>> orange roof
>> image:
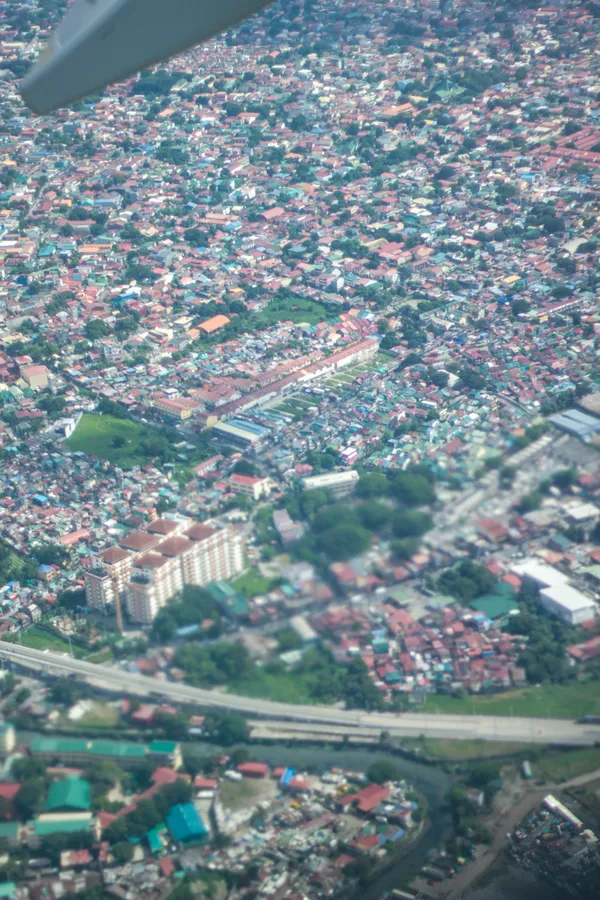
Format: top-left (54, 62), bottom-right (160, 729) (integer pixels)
top-left (199, 314), bottom-right (230, 334)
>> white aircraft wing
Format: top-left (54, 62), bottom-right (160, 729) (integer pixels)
top-left (20, 0), bottom-right (274, 115)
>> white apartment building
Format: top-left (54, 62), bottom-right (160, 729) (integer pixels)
top-left (85, 546), bottom-right (133, 612)
top-left (302, 469), bottom-right (360, 498)
top-left (127, 523), bottom-right (244, 624)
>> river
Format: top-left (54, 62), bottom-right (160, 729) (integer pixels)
top-left (19, 730), bottom-right (454, 897)
top-left (189, 740), bottom-right (455, 899)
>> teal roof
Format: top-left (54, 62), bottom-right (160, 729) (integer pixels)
top-left (0, 823), bottom-right (18, 839)
top-left (0, 883), bottom-right (15, 898)
top-left (46, 778), bottom-right (91, 812)
top-left (31, 737), bottom-right (89, 755)
top-left (34, 818), bottom-right (93, 837)
top-left (166, 803), bottom-right (207, 844)
top-left (146, 827), bottom-right (163, 854)
top-left (90, 741), bottom-right (146, 759)
top-left (149, 741), bottom-right (177, 754)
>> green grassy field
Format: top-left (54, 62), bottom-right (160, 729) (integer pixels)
top-left (232, 570), bottom-right (277, 598)
top-left (10, 626), bottom-right (86, 658)
top-left (230, 670), bottom-right (316, 704)
top-left (67, 413), bottom-right (158, 467)
top-left (534, 747), bottom-right (600, 782)
top-left (401, 737), bottom-right (539, 761)
top-left (77, 701), bottom-right (121, 729)
top-left (256, 296), bottom-right (329, 326)
top-left (422, 680), bottom-right (600, 719)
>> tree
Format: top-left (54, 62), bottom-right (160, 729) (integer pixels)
top-left (321, 524), bottom-right (371, 560)
top-left (389, 471), bottom-right (436, 507)
top-left (16, 777), bottom-right (46, 820)
top-left (357, 500), bottom-right (392, 532)
top-left (33, 543), bottom-right (69, 566)
top-left (368, 759), bottom-right (401, 784)
top-left (519, 491), bottom-right (542, 513)
top-left (390, 537), bottom-right (420, 560)
top-left (204, 713), bottom-right (249, 746)
top-left (11, 756), bottom-right (46, 782)
top-left (232, 459), bottom-right (258, 476)
top-left (438, 560), bottom-right (495, 602)
top-left (312, 504), bottom-right (359, 533)
top-left (343, 659), bottom-right (384, 711)
top-left (113, 841), bottom-right (134, 864)
top-left (355, 472), bottom-right (388, 498)
top-left (392, 510), bottom-right (433, 539)
top-left (84, 318), bottom-right (109, 341)
top-left (277, 627), bottom-right (303, 653)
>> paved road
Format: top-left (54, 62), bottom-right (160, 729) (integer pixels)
top-left (1, 643), bottom-right (597, 746)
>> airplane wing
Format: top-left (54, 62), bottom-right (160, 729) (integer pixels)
top-left (20, 0), bottom-right (274, 115)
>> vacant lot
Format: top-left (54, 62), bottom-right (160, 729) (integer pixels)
top-left (423, 679), bottom-right (600, 719)
top-left (535, 747), bottom-right (600, 782)
top-left (220, 776), bottom-right (276, 812)
top-left (232, 569), bottom-right (277, 598)
top-left (67, 413), bottom-right (173, 469)
top-left (7, 626), bottom-right (86, 658)
top-left (256, 296), bottom-right (329, 326)
top-left (402, 737), bottom-right (538, 761)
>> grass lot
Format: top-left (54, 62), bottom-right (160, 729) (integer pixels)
top-left (67, 414), bottom-right (156, 468)
top-left (220, 776), bottom-right (275, 811)
top-left (86, 647), bottom-right (114, 664)
top-left (534, 747), bottom-right (600, 782)
top-left (256, 296), bottom-right (329, 327)
top-left (77, 701), bottom-right (121, 729)
top-left (401, 737), bottom-right (539, 761)
top-left (7, 626), bottom-right (87, 658)
top-left (230, 670), bottom-right (315, 704)
top-left (232, 569), bottom-right (278, 598)
top-left (422, 680), bottom-right (600, 719)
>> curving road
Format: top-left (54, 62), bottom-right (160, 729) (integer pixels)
top-left (1, 643), bottom-right (597, 746)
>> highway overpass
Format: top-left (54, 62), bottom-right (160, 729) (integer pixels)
top-left (0, 642), bottom-right (597, 746)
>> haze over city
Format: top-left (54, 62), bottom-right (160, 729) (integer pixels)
top-left (0, 1), bottom-right (599, 899)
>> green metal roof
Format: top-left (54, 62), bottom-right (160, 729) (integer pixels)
top-left (34, 818), bottom-right (93, 837)
top-left (146, 827), bottom-right (163, 854)
top-left (0, 883), bottom-right (15, 899)
top-left (46, 778), bottom-right (91, 813)
top-left (31, 737), bottom-right (89, 755)
top-left (0, 823), bottom-right (18, 839)
top-left (90, 741), bottom-right (146, 759)
top-left (149, 741), bottom-right (177, 754)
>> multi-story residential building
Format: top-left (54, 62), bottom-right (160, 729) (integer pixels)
top-left (84, 546), bottom-right (133, 612)
top-left (85, 518), bottom-right (244, 625)
top-left (128, 523), bottom-right (244, 624)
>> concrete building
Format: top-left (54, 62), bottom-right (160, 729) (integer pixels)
top-left (510, 559), bottom-right (570, 589)
top-left (153, 395), bottom-right (198, 420)
top-left (20, 364), bottom-right (49, 389)
top-left (302, 469), bottom-right (359, 497)
top-left (539, 584), bottom-right (598, 626)
top-left (84, 546), bottom-right (132, 612)
top-left (126, 522), bottom-right (244, 624)
top-left (229, 473), bottom-right (272, 500)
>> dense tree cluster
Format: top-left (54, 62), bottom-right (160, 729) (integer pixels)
top-left (438, 560), bottom-right (496, 602)
top-left (150, 585), bottom-right (221, 643)
top-left (507, 582), bottom-right (578, 684)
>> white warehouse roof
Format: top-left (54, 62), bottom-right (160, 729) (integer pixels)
top-left (510, 559), bottom-right (570, 588)
top-left (539, 584), bottom-right (597, 614)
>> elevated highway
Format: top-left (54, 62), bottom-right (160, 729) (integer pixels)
top-left (1, 643), bottom-right (596, 746)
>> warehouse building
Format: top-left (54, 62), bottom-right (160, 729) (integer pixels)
top-left (166, 803), bottom-right (208, 844)
top-left (539, 584), bottom-right (598, 626)
top-left (510, 559), bottom-right (570, 589)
